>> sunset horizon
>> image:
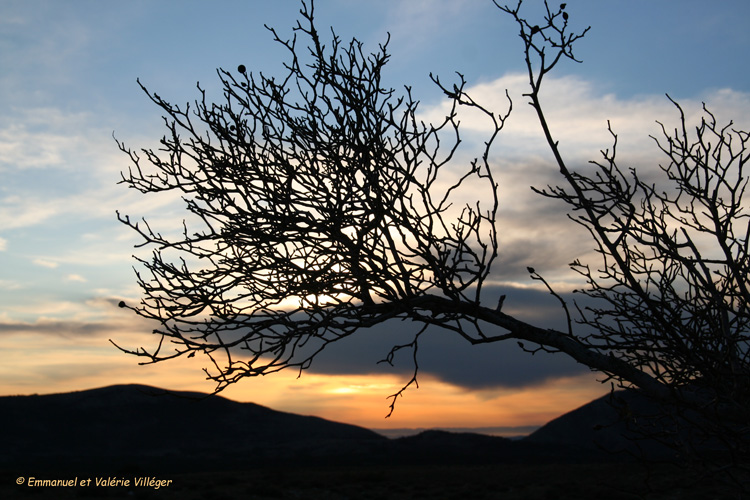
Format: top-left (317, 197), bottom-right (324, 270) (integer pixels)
top-left (2, 0), bottom-right (750, 441)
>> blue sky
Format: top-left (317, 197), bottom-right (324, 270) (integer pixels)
top-left (1, 0), bottom-right (749, 431)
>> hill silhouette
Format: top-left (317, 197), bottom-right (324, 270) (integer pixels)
top-left (1, 383), bottom-right (667, 474)
top-left (3, 385), bottom-right (736, 499)
top-left (525, 389), bottom-right (679, 460)
top-left (1, 384), bottom-right (385, 473)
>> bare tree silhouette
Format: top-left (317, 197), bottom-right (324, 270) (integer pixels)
top-left (115, 0), bottom-right (748, 486)
top-left (115, 0), bottom-right (507, 413)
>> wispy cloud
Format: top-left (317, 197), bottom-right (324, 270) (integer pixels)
top-left (384, 0), bottom-right (479, 53)
top-left (32, 258), bottom-right (58, 269)
top-left (0, 318), bottom-right (114, 338)
top-left (421, 73), bottom-right (750, 158)
top-left (414, 73), bottom-right (750, 283)
top-left (0, 296), bottom-right (156, 344)
top-left (0, 111), bottom-right (91, 171)
top-left (0, 280), bottom-right (22, 291)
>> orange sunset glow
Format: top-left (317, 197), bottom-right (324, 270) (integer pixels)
top-left (0, 320), bottom-right (604, 434)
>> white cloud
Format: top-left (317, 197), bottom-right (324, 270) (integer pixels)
top-left (0, 293), bottom-right (148, 328)
top-left (0, 127), bottom-right (179, 234)
top-left (0, 195), bottom-right (62, 231)
top-left (413, 74), bottom-right (750, 281)
top-left (0, 280), bottom-right (22, 291)
top-left (32, 258), bottom-right (58, 269)
top-left (0, 105), bottom-right (132, 234)
top-left (0, 237), bottom-right (6, 251)
top-left (66, 274), bottom-right (87, 283)
top-left (0, 108), bottom-right (96, 171)
top-left (420, 73), bottom-right (750, 163)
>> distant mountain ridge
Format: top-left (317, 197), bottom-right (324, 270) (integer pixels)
top-left (1, 384), bottom-right (385, 472)
top-left (372, 425), bottom-right (539, 439)
top-left (0, 384), bottom-right (670, 474)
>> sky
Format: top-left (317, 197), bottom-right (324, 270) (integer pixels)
top-left (2, 0), bottom-right (750, 435)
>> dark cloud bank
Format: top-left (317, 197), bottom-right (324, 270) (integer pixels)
top-left (309, 284), bottom-right (591, 390)
top-left (0, 285), bottom-right (592, 393)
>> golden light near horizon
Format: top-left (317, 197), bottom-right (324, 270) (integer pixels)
top-left (0, 319), bottom-right (606, 434)
top-left (220, 369), bottom-right (607, 432)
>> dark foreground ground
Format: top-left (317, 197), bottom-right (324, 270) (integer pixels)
top-left (1, 461), bottom-right (740, 500)
top-left (3, 385), bottom-right (745, 499)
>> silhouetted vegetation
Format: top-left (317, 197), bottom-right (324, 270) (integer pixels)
top-left (115, 0), bottom-right (749, 491)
